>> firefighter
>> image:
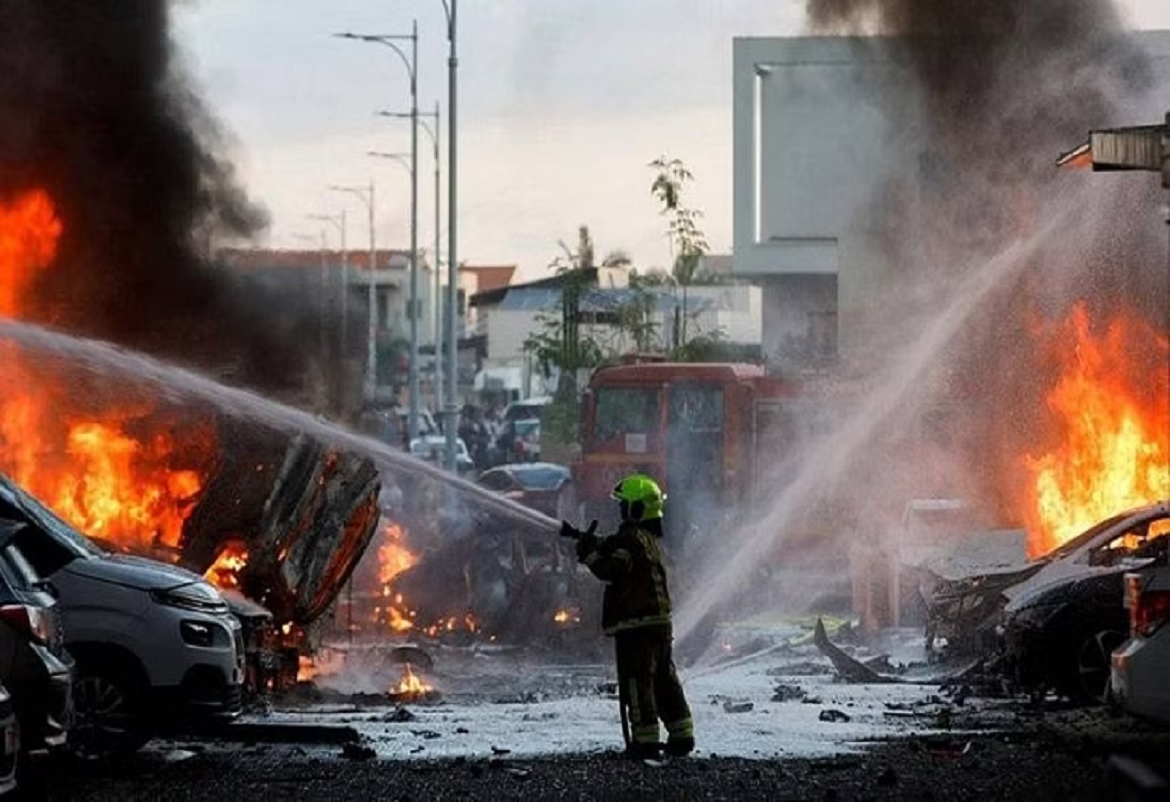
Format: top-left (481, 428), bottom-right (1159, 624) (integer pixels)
top-left (562, 473), bottom-right (695, 759)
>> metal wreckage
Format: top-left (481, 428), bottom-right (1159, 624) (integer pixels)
top-left (98, 416), bottom-right (600, 696)
top-left (817, 501), bottom-right (1170, 704)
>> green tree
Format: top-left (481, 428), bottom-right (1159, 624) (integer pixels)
top-left (650, 156), bottom-right (710, 348)
top-left (523, 226), bottom-right (660, 444)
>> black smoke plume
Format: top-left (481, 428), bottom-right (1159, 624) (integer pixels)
top-left (0, 1), bottom-right (314, 397)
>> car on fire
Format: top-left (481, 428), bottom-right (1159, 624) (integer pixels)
top-left (0, 472), bottom-right (244, 759)
top-left (476, 463), bottom-right (573, 519)
top-left (927, 501), bottom-right (1170, 701)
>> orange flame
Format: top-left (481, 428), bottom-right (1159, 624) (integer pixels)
top-left (395, 663), bottom-right (432, 696)
top-left (0, 189), bottom-right (215, 554)
top-left (553, 608), bottom-right (581, 625)
top-left (204, 543), bottom-right (249, 590)
top-left (1023, 304), bottom-right (1170, 555)
top-left (376, 522), bottom-right (418, 632)
top-left (0, 189), bottom-right (60, 316)
top-left (297, 655), bottom-right (317, 683)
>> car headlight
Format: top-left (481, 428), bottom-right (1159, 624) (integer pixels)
top-left (151, 582), bottom-right (229, 613)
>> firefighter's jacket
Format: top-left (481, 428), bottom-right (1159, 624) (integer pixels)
top-left (579, 521), bottom-right (672, 635)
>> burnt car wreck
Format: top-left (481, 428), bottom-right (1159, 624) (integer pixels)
top-left (827, 502), bottom-right (1170, 704)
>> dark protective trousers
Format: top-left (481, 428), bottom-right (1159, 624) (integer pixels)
top-left (614, 624), bottom-right (693, 747)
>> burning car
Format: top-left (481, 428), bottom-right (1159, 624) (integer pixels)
top-left (927, 502), bottom-right (1169, 699)
top-left (999, 502), bottom-right (1169, 701)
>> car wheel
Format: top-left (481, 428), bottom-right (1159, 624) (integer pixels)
top-left (1073, 629), bottom-right (1127, 703)
top-left (70, 665), bottom-right (149, 761)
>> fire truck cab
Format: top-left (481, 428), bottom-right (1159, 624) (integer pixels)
top-left (573, 360), bottom-right (802, 547)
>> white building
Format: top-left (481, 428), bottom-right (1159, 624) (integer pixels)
top-left (472, 273), bottom-right (762, 399)
top-left (731, 33), bottom-right (1170, 367)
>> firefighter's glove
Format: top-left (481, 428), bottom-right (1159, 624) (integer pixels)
top-left (575, 533), bottom-right (599, 563)
top-left (559, 520), bottom-right (583, 540)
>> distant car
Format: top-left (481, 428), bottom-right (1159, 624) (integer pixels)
top-left (503, 397), bottom-right (551, 423)
top-left (476, 463), bottom-right (573, 519)
top-left (999, 502), bottom-right (1170, 701)
top-left (1111, 569), bottom-right (1170, 723)
top-left (489, 419), bottom-right (541, 466)
top-left (409, 436), bottom-right (475, 475)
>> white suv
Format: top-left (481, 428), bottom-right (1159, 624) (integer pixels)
top-left (0, 474), bottom-right (243, 758)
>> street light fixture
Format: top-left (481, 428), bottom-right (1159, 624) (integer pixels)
top-left (378, 103), bottom-right (444, 418)
top-left (329, 182), bottom-right (378, 404)
top-left (335, 23), bottom-right (422, 443)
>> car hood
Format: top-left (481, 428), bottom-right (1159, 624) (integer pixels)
top-left (61, 553), bottom-right (206, 592)
top-left (932, 563), bottom-right (1043, 599)
top-left (1002, 558), bottom-right (1156, 612)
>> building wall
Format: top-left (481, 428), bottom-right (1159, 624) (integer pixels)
top-left (732, 33), bottom-right (1170, 365)
top-left (732, 36), bottom-right (914, 363)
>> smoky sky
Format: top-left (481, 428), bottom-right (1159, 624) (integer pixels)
top-left (0, 1), bottom-right (318, 397)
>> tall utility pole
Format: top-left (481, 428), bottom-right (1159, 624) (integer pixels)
top-left (336, 23), bottom-right (422, 443)
top-left (442, 0), bottom-right (459, 472)
top-left (377, 101), bottom-right (443, 417)
top-left (329, 182), bottom-right (377, 404)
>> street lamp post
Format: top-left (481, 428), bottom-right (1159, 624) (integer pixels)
top-left (329, 182), bottom-right (378, 404)
top-left (336, 23), bottom-right (421, 443)
top-left (441, 0), bottom-right (459, 472)
top-left (378, 103), bottom-right (443, 418)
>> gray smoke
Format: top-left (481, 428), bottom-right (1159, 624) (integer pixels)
top-left (675, 1), bottom-right (1169, 648)
top-left (801, 0), bottom-right (1167, 523)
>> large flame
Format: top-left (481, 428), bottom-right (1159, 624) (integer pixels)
top-left (0, 189), bottom-right (215, 553)
top-left (376, 522), bottom-right (418, 632)
top-left (1023, 304), bottom-right (1170, 555)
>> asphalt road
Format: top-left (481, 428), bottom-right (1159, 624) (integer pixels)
top-left (31, 724), bottom-right (1170, 802)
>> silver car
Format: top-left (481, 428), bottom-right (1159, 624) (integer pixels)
top-left (0, 474), bottom-right (243, 759)
top-left (1111, 569), bottom-right (1170, 724)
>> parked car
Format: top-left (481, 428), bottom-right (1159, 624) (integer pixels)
top-left (1110, 568), bottom-right (1170, 723)
top-left (0, 684), bottom-right (17, 797)
top-left (0, 473), bottom-right (243, 759)
top-left (476, 463), bottom-right (573, 519)
top-left (0, 519), bottom-right (73, 758)
top-left (489, 419), bottom-right (541, 466)
top-left (409, 436), bottom-right (475, 475)
top-left (997, 502), bottom-right (1170, 701)
top-left (503, 396), bottom-right (551, 423)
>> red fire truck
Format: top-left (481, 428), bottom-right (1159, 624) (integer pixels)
top-left (572, 359), bottom-right (815, 541)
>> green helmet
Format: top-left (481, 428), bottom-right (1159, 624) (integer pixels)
top-left (611, 473), bottom-right (666, 521)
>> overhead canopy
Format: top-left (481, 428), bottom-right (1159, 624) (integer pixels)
top-left (1058, 115), bottom-right (1170, 187)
